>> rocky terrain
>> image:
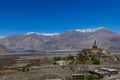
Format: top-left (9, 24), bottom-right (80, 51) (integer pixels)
top-left (0, 46), bottom-right (119, 80)
top-left (1, 27), bottom-right (120, 53)
top-left (0, 44), bottom-right (8, 54)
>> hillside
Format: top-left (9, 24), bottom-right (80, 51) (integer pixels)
top-left (0, 44), bottom-right (8, 54)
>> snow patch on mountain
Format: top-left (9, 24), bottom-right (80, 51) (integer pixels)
top-left (25, 27), bottom-right (105, 36)
top-left (75, 27), bottom-right (105, 33)
top-left (25, 32), bottom-right (59, 36)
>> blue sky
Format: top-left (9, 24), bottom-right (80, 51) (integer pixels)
top-left (0, 0), bottom-right (120, 36)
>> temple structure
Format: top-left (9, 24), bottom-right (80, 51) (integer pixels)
top-left (80, 40), bottom-right (106, 56)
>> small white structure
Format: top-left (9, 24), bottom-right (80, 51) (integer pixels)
top-left (29, 64), bottom-right (60, 71)
top-left (56, 60), bottom-right (71, 66)
top-left (45, 79), bottom-right (62, 80)
top-left (89, 68), bottom-right (118, 75)
top-left (100, 68), bottom-right (118, 74)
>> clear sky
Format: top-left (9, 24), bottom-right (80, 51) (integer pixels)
top-left (0, 0), bottom-right (120, 36)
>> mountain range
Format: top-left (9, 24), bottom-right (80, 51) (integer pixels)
top-left (0, 27), bottom-right (120, 53)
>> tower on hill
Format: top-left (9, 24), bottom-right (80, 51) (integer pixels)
top-left (92, 40), bottom-right (98, 49)
top-left (80, 40), bottom-right (108, 56)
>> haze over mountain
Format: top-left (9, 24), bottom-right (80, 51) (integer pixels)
top-left (0, 27), bottom-right (120, 53)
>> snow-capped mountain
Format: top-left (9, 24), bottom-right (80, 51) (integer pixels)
top-left (75, 27), bottom-right (105, 33)
top-left (25, 32), bottom-right (59, 36)
top-left (25, 27), bottom-right (105, 36)
top-left (1, 27), bottom-right (120, 53)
